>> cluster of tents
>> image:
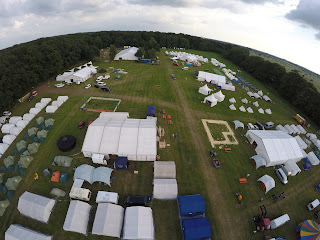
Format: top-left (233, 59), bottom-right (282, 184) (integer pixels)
top-left (167, 51), bottom-right (209, 64)
top-left (203, 90), bottom-right (225, 107)
top-left (46, 96), bottom-right (68, 113)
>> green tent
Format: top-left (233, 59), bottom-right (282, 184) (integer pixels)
top-left (36, 116), bottom-right (45, 125)
top-left (27, 142), bottom-right (40, 154)
top-left (53, 156), bottom-right (73, 167)
top-left (7, 190), bottom-right (15, 200)
top-left (32, 137), bottom-right (39, 143)
top-left (4, 156), bottom-right (15, 168)
top-left (0, 166), bottom-right (7, 173)
top-left (18, 156), bottom-right (34, 168)
top-left (16, 140), bottom-right (27, 153)
top-left (0, 173), bottom-right (4, 184)
top-left (0, 184), bottom-right (8, 193)
top-left (37, 130), bottom-right (48, 139)
top-left (0, 199), bottom-right (10, 217)
top-left (21, 150), bottom-right (30, 157)
top-left (28, 127), bottom-right (38, 137)
top-left (5, 176), bottom-right (22, 191)
top-left (12, 149), bottom-right (19, 156)
top-left (45, 118), bottom-right (55, 127)
top-left (18, 167), bottom-right (26, 176)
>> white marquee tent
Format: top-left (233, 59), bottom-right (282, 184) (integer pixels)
top-left (114, 47), bottom-right (139, 61)
top-left (51, 100), bottom-right (64, 107)
top-left (283, 160), bottom-right (301, 176)
top-left (284, 125), bottom-right (294, 135)
top-left (57, 96), bottom-right (69, 103)
top-left (213, 90), bottom-right (225, 102)
top-left (92, 203), bottom-right (124, 238)
top-left (307, 133), bottom-right (317, 140)
top-left (257, 175), bottom-right (275, 194)
top-left (276, 125), bottom-right (288, 134)
top-left (45, 106), bottom-right (58, 113)
top-left (65, 66), bottom-right (97, 84)
top-left (100, 112), bottom-right (129, 119)
top-left (229, 104), bottom-right (236, 110)
top-left (16, 120), bottom-right (29, 128)
top-left (197, 71), bottom-right (226, 85)
top-left (56, 72), bottom-right (74, 81)
top-left (246, 130), bottom-right (303, 167)
top-left (63, 200), bottom-right (92, 236)
top-left (154, 161), bottom-right (176, 179)
top-left (204, 94), bottom-right (218, 107)
top-left (122, 206), bottom-right (155, 240)
top-left (5, 224), bottom-right (53, 240)
top-left (153, 179), bottom-right (178, 200)
top-left (9, 116), bottom-right (22, 125)
top-left (0, 143), bottom-right (9, 155)
top-left (18, 191), bottom-right (56, 223)
top-left (198, 84), bottom-right (212, 95)
top-left (307, 152), bottom-right (320, 165)
top-left (10, 127), bottom-right (23, 136)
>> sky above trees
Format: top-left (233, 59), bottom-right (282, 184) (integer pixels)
top-left (0, 0), bottom-right (319, 74)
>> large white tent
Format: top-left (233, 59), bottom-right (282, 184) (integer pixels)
top-left (257, 175), bottom-right (275, 194)
top-left (258, 108), bottom-right (264, 114)
top-left (213, 90), bottom-right (225, 102)
top-left (16, 120), bottom-right (29, 128)
top-left (65, 66), bottom-right (96, 84)
top-left (9, 116), bottom-right (22, 125)
top-left (23, 113), bottom-right (35, 121)
top-left (114, 47), bottom-right (139, 60)
top-left (122, 206), bottom-right (155, 240)
top-left (307, 152), bottom-right (320, 165)
top-left (92, 203), bottom-right (124, 238)
top-left (296, 125), bottom-right (306, 134)
top-left (154, 161), bottom-right (176, 179)
top-left (153, 179), bottom-right (178, 200)
top-left (294, 136), bottom-right (307, 149)
top-left (100, 112), bottom-right (129, 119)
top-left (63, 200), bottom-right (92, 236)
top-left (35, 102), bottom-right (46, 109)
top-left (5, 224), bottom-right (53, 240)
top-left (2, 123), bottom-right (15, 134)
top-left (3, 135), bottom-right (16, 145)
top-left (246, 130), bottom-right (303, 167)
top-left (290, 124), bottom-right (300, 134)
top-left (197, 71), bottom-right (226, 85)
top-left (198, 84), bottom-right (212, 95)
top-left (203, 94), bottom-right (218, 107)
top-left (18, 191), bottom-right (56, 223)
top-left (0, 143), bottom-right (9, 155)
top-left (10, 127), bottom-right (23, 136)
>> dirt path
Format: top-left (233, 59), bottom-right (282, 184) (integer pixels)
top-left (163, 54), bottom-right (236, 239)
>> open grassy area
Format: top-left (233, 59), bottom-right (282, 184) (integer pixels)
top-left (0, 49), bottom-right (320, 240)
top-left (83, 97), bottom-right (120, 112)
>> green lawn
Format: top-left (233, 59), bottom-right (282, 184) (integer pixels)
top-left (0, 49), bottom-right (320, 240)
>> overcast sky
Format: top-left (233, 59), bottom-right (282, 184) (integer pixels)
top-left (0, 0), bottom-right (319, 74)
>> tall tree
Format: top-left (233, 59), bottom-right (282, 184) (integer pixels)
top-left (109, 44), bottom-right (117, 61)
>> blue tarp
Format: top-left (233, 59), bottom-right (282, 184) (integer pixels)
top-left (141, 59), bottom-right (151, 63)
top-left (147, 106), bottom-right (156, 117)
top-left (178, 194), bottom-right (205, 218)
top-left (182, 217), bottom-right (212, 240)
top-left (114, 156), bottom-right (128, 170)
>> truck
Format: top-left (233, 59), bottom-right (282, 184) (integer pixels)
top-left (293, 114), bottom-right (306, 126)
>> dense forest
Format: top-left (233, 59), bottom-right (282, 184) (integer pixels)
top-left (0, 31), bottom-right (319, 125)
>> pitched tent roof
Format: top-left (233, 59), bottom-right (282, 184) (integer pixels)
top-left (265, 109), bottom-right (272, 115)
top-left (2, 123), bottom-right (15, 134)
top-left (307, 152), bottom-right (320, 165)
top-left (197, 71), bottom-right (226, 85)
top-left (229, 98), bottom-right (236, 103)
top-left (246, 130), bottom-right (303, 167)
top-left (45, 106), bottom-right (58, 113)
top-left (29, 108), bottom-right (41, 115)
top-left (251, 155), bottom-right (267, 169)
top-left (283, 160), bottom-right (301, 176)
top-left (182, 218), bottom-right (212, 240)
top-left (263, 95), bottom-right (272, 102)
top-left (233, 120), bottom-right (244, 130)
top-left (16, 120), bottom-right (29, 128)
top-left (204, 94), bottom-right (218, 107)
top-left (122, 206), bottom-right (155, 240)
top-left (178, 194), bottom-right (205, 218)
top-left (229, 104), bottom-right (236, 110)
top-left (239, 106), bottom-right (246, 112)
top-left (291, 124), bottom-right (300, 134)
top-left (40, 98), bottom-right (52, 104)
top-left (114, 47), bottom-right (139, 61)
top-left (9, 116), bottom-right (22, 125)
top-left (18, 191), bottom-right (56, 223)
top-left (294, 136), bottom-right (308, 149)
top-left (198, 84), bottom-right (212, 95)
top-left (284, 124), bottom-right (294, 135)
top-left (276, 125), bottom-right (288, 134)
top-left (213, 90), bottom-right (225, 102)
top-left (3, 135), bottom-right (16, 145)
top-left (296, 125), bottom-right (306, 134)
top-left (258, 108), bottom-right (264, 114)
top-left (63, 200), bottom-right (92, 236)
top-left (247, 107), bottom-right (253, 113)
top-left (5, 224), bottom-right (53, 240)
top-left (257, 175), bottom-right (275, 194)
top-left (35, 102), bottom-right (46, 109)
top-left (57, 96), bottom-right (69, 103)
top-left (307, 133), bottom-right (317, 140)
top-left (153, 179), bottom-right (178, 200)
top-left (51, 100), bottom-right (63, 107)
top-left (92, 203), bottom-right (124, 238)
top-left (23, 113), bottom-right (35, 121)
top-left (99, 112), bottom-right (129, 119)
top-left (154, 161), bottom-right (176, 179)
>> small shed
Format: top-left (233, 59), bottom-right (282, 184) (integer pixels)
top-left (9, 116), bottom-right (22, 125)
top-left (2, 123), bottom-right (15, 134)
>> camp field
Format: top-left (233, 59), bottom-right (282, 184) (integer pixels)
top-left (0, 49), bottom-right (320, 240)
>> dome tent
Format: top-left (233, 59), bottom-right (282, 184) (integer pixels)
top-left (45, 118), bottom-right (55, 129)
top-left (204, 94), bottom-right (218, 107)
top-left (2, 123), bottom-right (15, 134)
top-left (16, 120), bottom-right (29, 128)
top-left (0, 143), bottom-right (9, 155)
top-left (37, 130), bottom-right (48, 142)
top-left (57, 135), bottom-right (76, 152)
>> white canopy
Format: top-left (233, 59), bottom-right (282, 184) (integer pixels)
top-left (213, 90), bottom-right (225, 102)
top-left (10, 127), bottom-right (23, 136)
top-left (198, 84), bottom-right (212, 95)
top-left (246, 130), bottom-right (303, 166)
top-left (57, 96), bottom-right (69, 103)
top-left (122, 207), bottom-right (155, 240)
top-left (276, 125), bottom-right (288, 134)
top-left (307, 152), bottom-right (320, 165)
top-left (241, 98), bottom-right (248, 104)
top-left (16, 120), bottom-right (29, 128)
top-left (204, 94), bottom-right (218, 107)
top-left (294, 136), bottom-right (307, 149)
top-left (239, 106), bottom-right (246, 112)
top-left (0, 143), bottom-right (9, 155)
top-left (92, 203), bottom-right (124, 238)
top-left (5, 225), bottom-right (53, 240)
top-left (258, 108), bottom-right (264, 114)
top-left (23, 113), bottom-right (35, 121)
top-left (284, 124), bottom-right (294, 135)
top-left (233, 120), bottom-right (244, 130)
top-left (18, 191), bottom-right (56, 223)
top-left (154, 161), bottom-right (176, 179)
top-left (265, 109), bottom-right (272, 115)
top-left (2, 123), bottom-right (15, 134)
top-left (51, 100), bottom-right (64, 107)
top-left (3, 135), bottom-right (16, 145)
top-left (29, 108), bottom-right (41, 115)
top-left (63, 200), bottom-right (92, 236)
top-left (229, 98), bottom-right (236, 103)
top-left (263, 95), bottom-right (272, 102)
top-left (251, 155), bottom-right (267, 169)
top-left (247, 107), bottom-right (253, 113)
top-left (40, 98), bottom-right (52, 104)
top-left (257, 175), bottom-right (275, 194)
top-left (253, 101), bottom-right (259, 107)
top-left (153, 179), bottom-right (178, 200)
top-left (229, 104), bottom-right (236, 110)
top-left (9, 116), bottom-right (22, 125)
top-left (35, 102), bottom-right (46, 109)
top-left (45, 106), bottom-right (58, 113)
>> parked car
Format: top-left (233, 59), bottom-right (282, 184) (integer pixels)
top-left (255, 122), bottom-right (265, 130)
top-left (101, 87), bottom-right (110, 92)
top-left (3, 111), bottom-right (11, 116)
top-left (307, 199), bottom-right (320, 211)
top-left (247, 123), bottom-right (258, 130)
top-left (124, 195), bottom-right (151, 206)
top-left (275, 168), bottom-right (288, 184)
top-left (94, 84), bottom-right (101, 88)
top-left (78, 121), bottom-right (86, 129)
top-left (85, 84), bottom-right (91, 89)
top-left (55, 83), bottom-right (65, 88)
top-left (264, 122), bottom-right (274, 129)
top-left (97, 82), bottom-right (106, 86)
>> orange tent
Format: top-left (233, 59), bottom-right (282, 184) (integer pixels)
top-left (51, 171), bottom-right (61, 182)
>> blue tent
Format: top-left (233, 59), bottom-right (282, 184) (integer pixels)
top-left (178, 194), bottom-right (205, 218)
top-left (114, 156), bottom-right (128, 170)
top-left (182, 217), bottom-right (212, 240)
top-left (147, 106), bottom-right (156, 117)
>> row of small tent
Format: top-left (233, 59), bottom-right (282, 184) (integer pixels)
top-left (211, 58), bottom-right (226, 68)
top-left (203, 91), bottom-right (225, 107)
top-left (276, 124), bottom-right (307, 135)
top-left (247, 91), bottom-right (272, 102)
top-left (230, 98), bottom-right (262, 107)
top-left (45, 96), bottom-right (68, 113)
top-left (229, 105), bottom-right (272, 114)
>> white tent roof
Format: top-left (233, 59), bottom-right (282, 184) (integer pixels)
top-left (204, 94), bottom-right (218, 107)
top-left (283, 160), bottom-right (301, 176)
top-left (247, 91), bottom-right (255, 98)
top-left (307, 152), bottom-right (320, 165)
top-left (301, 149), bottom-right (308, 158)
top-left (247, 107), bottom-right (253, 113)
top-left (253, 93), bottom-right (260, 99)
top-left (115, 47), bottom-right (139, 60)
top-left (229, 104), bottom-right (236, 110)
top-left (10, 127), bottom-right (23, 136)
top-left (57, 96), bottom-right (69, 103)
top-left (307, 133), bottom-right (317, 140)
top-left (92, 203), bottom-right (124, 238)
top-left (198, 84), bottom-right (212, 95)
top-left (294, 136), bottom-right (307, 149)
top-left (122, 207), bottom-right (155, 240)
top-left (72, 66), bottom-right (94, 79)
top-left (263, 95), bottom-right (272, 102)
top-left (258, 90), bottom-right (263, 96)
top-left (312, 139), bottom-right (320, 148)
top-left (229, 98), bottom-right (236, 103)
top-left (2, 123), bottom-right (15, 134)
top-left (153, 179), bottom-right (178, 200)
top-left (63, 200), bottom-right (92, 236)
top-left (253, 101), bottom-right (259, 107)
top-left (258, 108), bottom-right (264, 114)
top-left (18, 191), bottom-right (56, 223)
top-left (99, 112), bottom-right (129, 119)
top-left (29, 108), bottom-right (41, 115)
top-left (45, 106), bottom-right (58, 113)
top-left (23, 113), bottom-right (35, 121)
top-left (35, 103), bottom-right (46, 109)
top-left (3, 135), bottom-right (16, 145)
top-left (233, 120), bottom-right (244, 130)
top-left (241, 98), bottom-right (248, 104)
top-left (16, 120), bottom-right (29, 128)
top-left (296, 125), bottom-right (306, 134)
top-left (251, 155), bottom-right (267, 169)
top-left (265, 109), bottom-right (272, 115)
top-left (0, 143), bottom-right (9, 155)
top-left (257, 175), bottom-right (275, 194)
top-left (51, 100), bottom-right (64, 107)
top-left (213, 90), bottom-right (225, 102)
top-left (276, 125), bottom-right (288, 134)
top-left (40, 98), bottom-right (52, 104)
top-left (284, 124), bottom-right (294, 135)
top-left (197, 71), bottom-right (226, 85)
top-left (117, 119), bottom-right (140, 160)
top-left (239, 106), bottom-right (246, 112)
top-left (247, 130), bottom-right (303, 166)
top-left (9, 116), bottom-right (22, 125)
top-left (5, 225), bottom-right (53, 240)
top-left (290, 124), bottom-right (300, 134)
top-left (154, 161), bottom-right (176, 179)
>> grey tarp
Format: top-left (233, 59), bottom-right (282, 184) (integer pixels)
top-left (28, 143), bottom-right (40, 154)
top-left (5, 224), bottom-right (53, 240)
top-left (4, 156), bottom-right (15, 168)
top-left (36, 117), bottom-right (45, 125)
top-left (50, 188), bottom-right (66, 197)
top-left (16, 140), bottom-right (27, 152)
top-left (5, 176), bottom-right (22, 190)
top-left (18, 191), bottom-right (56, 223)
top-left (28, 127), bottom-right (38, 137)
top-left (18, 156), bottom-right (34, 168)
top-left (73, 165), bottom-right (113, 186)
top-left (0, 199), bottom-right (10, 216)
top-left (53, 156), bottom-right (73, 167)
top-left (45, 118), bottom-right (55, 127)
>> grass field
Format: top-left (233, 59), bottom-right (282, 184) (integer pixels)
top-left (0, 49), bottom-right (320, 240)
top-left (83, 97), bottom-right (120, 112)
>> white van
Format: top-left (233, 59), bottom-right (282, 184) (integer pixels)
top-left (270, 214), bottom-right (290, 229)
top-left (307, 199), bottom-right (320, 211)
top-left (69, 187), bottom-right (91, 201)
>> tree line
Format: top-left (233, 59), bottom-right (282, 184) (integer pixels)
top-left (0, 31), bottom-right (318, 125)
